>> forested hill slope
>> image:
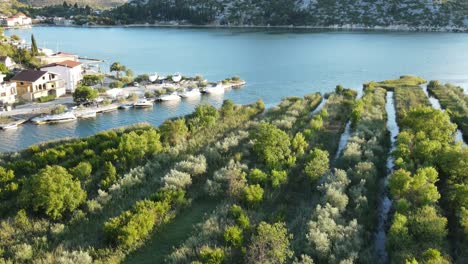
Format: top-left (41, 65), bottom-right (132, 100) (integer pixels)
top-left (108, 0), bottom-right (467, 29)
top-left (19, 0), bottom-right (127, 8)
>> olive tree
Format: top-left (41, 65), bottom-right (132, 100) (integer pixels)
top-left (246, 222), bottom-right (293, 264)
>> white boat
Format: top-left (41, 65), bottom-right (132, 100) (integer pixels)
top-left (119, 103), bottom-right (134, 110)
top-left (133, 99), bottom-right (153, 108)
top-left (204, 83), bottom-right (225, 95)
top-left (79, 111), bottom-right (97, 119)
top-left (157, 75), bottom-right (167, 81)
top-left (159, 92), bottom-right (181, 101)
top-left (31, 111), bottom-right (77, 125)
top-left (171, 73), bottom-right (182, 83)
top-left (0, 119), bottom-right (26, 130)
top-left (149, 73), bottom-right (159, 82)
top-left (179, 88), bottom-right (201, 98)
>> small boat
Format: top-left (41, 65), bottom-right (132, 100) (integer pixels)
top-left (119, 103), bottom-right (134, 110)
top-left (31, 111), bottom-right (77, 125)
top-left (134, 99), bottom-right (154, 108)
top-left (79, 111), bottom-right (97, 119)
top-left (0, 119), bottom-right (27, 130)
top-left (149, 73), bottom-right (159, 82)
top-left (204, 83), bottom-right (225, 95)
top-left (157, 75), bottom-right (167, 81)
top-left (179, 88), bottom-right (201, 98)
top-left (159, 92), bottom-right (181, 101)
top-left (171, 73), bottom-right (182, 83)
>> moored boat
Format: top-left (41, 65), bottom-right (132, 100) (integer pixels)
top-left (179, 88), bottom-right (201, 98)
top-left (133, 99), bottom-right (154, 108)
top-left (31, 112), bottom-right (77, 125)
top-left (159, 92), bottom-right (181, 101)
top-left (203, 82), bottom-right (225, 94)
top-left (78, 110), bottom-right (97, 119)
top-left (149, 73), bottom-right (158, 82)
top-left (171, 73), bottom-right (182, 83)
top-left (119, 103), bottom-right (134, 110)
top-left (0, 119), bottom-right (27, 130)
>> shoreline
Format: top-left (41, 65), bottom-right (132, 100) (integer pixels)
top-left (26, 23), bottom-right (468, 33)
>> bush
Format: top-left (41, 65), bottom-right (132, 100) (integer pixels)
top-left (37, 94), bottom-right (56, 103)
top-left (243, 184), bottom-right (264, 207)
top-left (199, 246), bottom-right (225, 264)
top-left (51, 104), bottom-right (67, 115)
top-left (109, 81), bottom-right (123, 88)
top-left (304, 148), bottom-right (330, 183)
top-left (252, 122), bottom-right (291, 169)
top-left (248, 168), bottom-right (268, 185)
top-left (104, 200), bottom-right (170, 248)
top-left (224, 225), bottom-right (244, 248)
top-left (20, 165), bottom-right (86, 220)
top-left (271, 170), bottom-right (287, 188)
top-left (69, 161), bottom-right (92, 181)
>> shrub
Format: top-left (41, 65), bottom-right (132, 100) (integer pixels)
top-left (199, 246), bottom-right (225, 264)
top-left (304, 148), bottom-right (330, 183)
top-left (104, 200), bottom-right (170, 248)
top-left (248, 168), bottom-right (268, 185)
top-left (243, 184), bottom-right (264, 207)
top-left (224, 225), bottom-right (244, 248)
top-left (271, 170), bottom-right (287, 188)
top-left (246, 222), bottom-right (293, 264)
top-left (252, 122), bottom-right (291, 169)
top-left (162, 169), bottom-right (192, 190)
top-left (109, 81), bottom-right (123, 88)
top-left (69, 161), bottom-right (92, 181)
top-left (20, 165), bottom-right (86, 220)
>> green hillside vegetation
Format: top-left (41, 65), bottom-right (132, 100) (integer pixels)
top-left (0, 77), bottom-right (466, 264)
top-left (105, 0), bottom-right (467, 28)
top-left (19, 0), bottom-right (126, 8)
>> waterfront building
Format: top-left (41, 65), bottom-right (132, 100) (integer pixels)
top-left (0, 74), bottom-right (17, 105)
top-left (37, 52), bottom-right (79, 65)
top-left (2, 13), bottom-right (32, 27)
top-left (11, 70), bottom-right (66, 101)
top-left (41, 60), bottom-right (83, 93)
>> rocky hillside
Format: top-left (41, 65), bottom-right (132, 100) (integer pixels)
top-left (19, 0), bottom-right (127, 8)
top-left (108, 0), bottom-right (467, 29)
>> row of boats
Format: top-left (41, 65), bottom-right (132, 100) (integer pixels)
top-left (28, 84), bottom-right (226, 125)
top-left (149, 73), bottom-right (182, 83)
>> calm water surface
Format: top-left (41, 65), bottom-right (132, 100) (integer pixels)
top-left (3, 27), bottom-right (468, 152)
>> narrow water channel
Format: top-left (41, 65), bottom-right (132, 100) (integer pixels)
top-left (422, 85), bottom-right (467, 146)
top-left (334, 121), bottom-right (351, 161)
top-left (375, 91), bottom-right (399, 263)
top-left (310, 98), bottom-right (327, 117)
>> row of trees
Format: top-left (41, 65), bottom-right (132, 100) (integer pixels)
top-left (428, 80), bottom-right (468, 141)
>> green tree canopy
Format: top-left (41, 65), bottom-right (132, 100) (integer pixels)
top-left (252, 122), bottom-right (291, 169)
top-left (246, 222), bottom-right (293, 264)
top-left (160, 118), bottom-right (189, 146)
top-left (304, 148), bottom-right (330, 182)
top-left (20, 165), bottom-right (86, 220)
top-left (73, 85), bottom-right (98, 103)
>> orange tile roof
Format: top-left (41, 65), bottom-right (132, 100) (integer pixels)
top-left (42, 60), bottom-right (81, 69)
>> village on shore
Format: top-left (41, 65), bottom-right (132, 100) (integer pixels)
top-left (0, 21), bottom-right (245, 129)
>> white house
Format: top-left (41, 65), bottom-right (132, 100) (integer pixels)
top-left (37, 51), bottom-right (79, 65)
top-left (3, 13), bottom-right (32, 27)
top-left (0, 74), bottom-right (17, 105)
top-left (41, 60), bottom-right (83, 93)
top-left (0, 56), bottom-right (16, 70)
